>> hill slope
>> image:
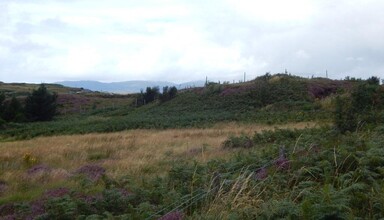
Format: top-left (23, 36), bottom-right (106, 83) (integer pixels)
top-left (0, 74), bottom-right (358, 140)
top-left (56, 80), bottom-right (205, 93)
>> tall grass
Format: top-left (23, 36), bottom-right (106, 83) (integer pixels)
top-left (0, 122), bottom-right (316, 205)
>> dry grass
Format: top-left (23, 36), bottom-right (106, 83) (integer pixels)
top-left (0, 122), bottom-right (317, 201)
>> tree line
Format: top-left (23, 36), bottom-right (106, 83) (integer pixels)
top-left (0, 84), bottom-right (57, 125)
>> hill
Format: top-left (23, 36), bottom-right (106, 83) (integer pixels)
top-left (0, 74), bottom-right (362, 139)
top-left (56, 80), bottom-right (205, 94)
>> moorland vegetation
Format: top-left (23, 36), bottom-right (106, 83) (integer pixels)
top-left (0, 74), bottom-right (383, 219)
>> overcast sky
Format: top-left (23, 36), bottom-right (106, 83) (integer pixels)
top-left (0, 0), bottom-right (383, 83)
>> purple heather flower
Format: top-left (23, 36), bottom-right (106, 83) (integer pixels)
top-left (75, 164), bottom-right (106, 181)
top-left (26, 164), bottom-right (51, 176)
top-left (255, 167), bottom-right (268, 180)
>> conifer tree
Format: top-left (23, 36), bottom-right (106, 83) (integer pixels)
top-left (25, 84), bottom-right (57, 121)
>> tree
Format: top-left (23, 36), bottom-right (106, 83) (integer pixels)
top-left (160, 86), bottom-right (178, 103)
top-left (366, 76), bottom-right (380, 85)
top-left (169, 86), bottom-right (177, 99)
top-left (0, 92), bottom-right (6, 126)
top-left (143, 86), bottom-right (159, 104)
top-left (2, 96), bottom-right (24, 122)
top-left (25, 84), bottom-right (58, 121)
top-left (0, 92), bottom-right (5, 116)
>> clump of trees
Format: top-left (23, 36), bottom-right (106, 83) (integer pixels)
top-left (136, 86), bottom-right (177, 106)
top-left (160, 86), bottom-right (177, 103)
top-left (0, 84), bottom-right (57, 125)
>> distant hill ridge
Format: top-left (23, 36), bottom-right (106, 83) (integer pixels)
top-left (56, 80), bottom-right (205, 94)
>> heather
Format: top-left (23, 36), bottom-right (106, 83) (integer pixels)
top-left (1, 74), bottom-right (335, 140)
top-left (1, 74), bottom-right (383, 219)
top-left (2, 125), bottom-right (384, 219)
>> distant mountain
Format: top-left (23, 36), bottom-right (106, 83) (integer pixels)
top-left (56, 80), bottom-right (205, 94)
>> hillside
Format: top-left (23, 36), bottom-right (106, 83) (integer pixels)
top-left (56, 80), bottom-right (205, 94)
top-left (0, 74), bottom-right (363, 139)
top-left (1, 74), bottom-right (384, 219)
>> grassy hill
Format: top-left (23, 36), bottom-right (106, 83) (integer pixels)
top-left (0, 74), bottom-right (351, 140)
top-left (1, 74), bottom-right (384, 219)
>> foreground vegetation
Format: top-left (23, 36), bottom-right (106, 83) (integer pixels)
top-left (1, 123), bottom-right (384, 219)
top-left (0, 74), bottom-right (383, 219)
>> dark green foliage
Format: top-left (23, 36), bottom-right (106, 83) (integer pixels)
top-left (0, 92), bottom-right (5, 115)
top-left (160, 86), bottom-right (177, 103)
top-left (144, 86), bottom-right (160, 103)
top-left (258, 199), bottom-right (300, 219)
top-left (45, 195), bottom-right (78, 219)
top-left (333, 96), bottom-right (357, 133)
top-left (301, 184), bottom-right (351, 219)
top-left (366, 76), bottom-right (380, 85)
top-left (2, 96), bottom-right (24, 122)
top-left (135, 86), bottom-right (161, 106)
top-left (333, 80), bottom-right (384, 133)
top-left (351, 82), bottom-right (377, 113)
top-left (25, 84), bottom-right (58, 122)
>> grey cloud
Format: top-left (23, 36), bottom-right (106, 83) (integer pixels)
top-left (1, 0), bottom-right (383, 83)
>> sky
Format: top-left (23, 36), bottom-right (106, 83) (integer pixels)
top-left (0, 0), bottom-right (383, 83)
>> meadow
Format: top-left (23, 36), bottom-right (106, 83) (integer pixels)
top-left (0, 122), bottom-right (316, 201)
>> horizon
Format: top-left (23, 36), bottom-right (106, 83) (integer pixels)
top-left (1, 72), bottom-right (381, 85)
top-left (1, 1), bottom-right (383, 83)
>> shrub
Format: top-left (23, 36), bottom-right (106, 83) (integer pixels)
top-left (333, 81), bottom-right (383, 133)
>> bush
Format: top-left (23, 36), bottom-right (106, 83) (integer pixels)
top-left (333, 81), bottom-right (384, 133)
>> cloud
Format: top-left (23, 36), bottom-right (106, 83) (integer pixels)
top-left (0, 0), bottom-right (383, 83)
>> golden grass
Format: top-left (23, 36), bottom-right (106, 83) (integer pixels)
top-left (0, 121), bottom-right (317, 201)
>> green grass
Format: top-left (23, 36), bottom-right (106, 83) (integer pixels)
top-left (1, 75), bottom-right (337, 140)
